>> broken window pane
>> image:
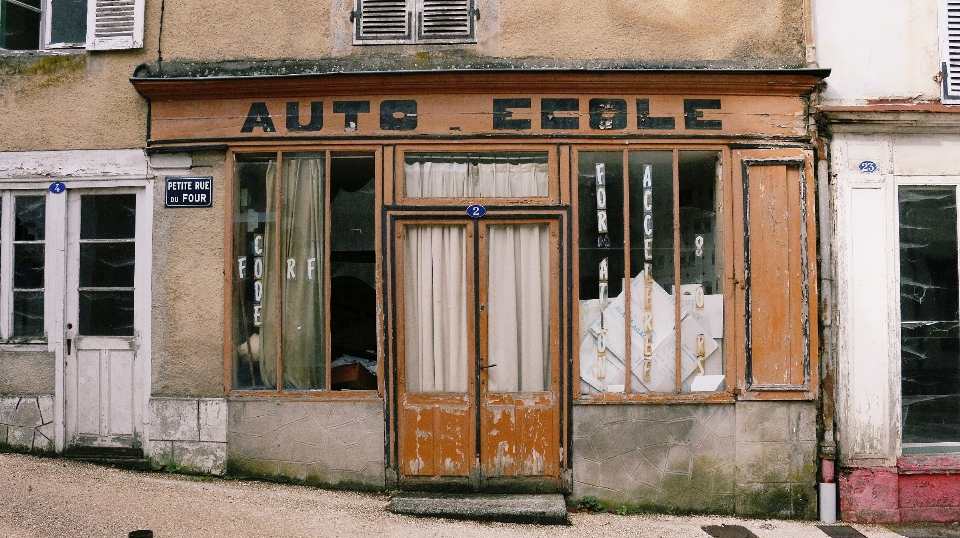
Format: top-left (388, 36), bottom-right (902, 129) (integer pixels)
top-left (12, 196), bottom-right (45, 338)
top-left (899, 186), bottom-right (960, 446)
top-left (77, 194), bottom-right (135, 337)
top-left (0, 0), bottom-right (42, 50)
top-left (79, 290), bottom-right (134, 336)
top-left (329, 154), bottom-right (377, 391)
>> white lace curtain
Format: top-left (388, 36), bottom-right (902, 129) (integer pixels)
top-left (405, 161), bottom-right (549, 198)
top-left (403, 161), bottom-right (550, 393)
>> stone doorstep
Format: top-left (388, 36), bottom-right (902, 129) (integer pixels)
top-left (389, 492), bottom-right (569, 525)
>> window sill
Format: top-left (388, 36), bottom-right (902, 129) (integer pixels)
top-left (0, 341), bottom-right (48, 352)
top-left (898, 453), bottom-right (960, 475)
top-left (575, 392), bottom-right (735, 405)
top-left (0, 48), bottom-right (84, 58)
top-left (227, 390), bottom-right (383, 403)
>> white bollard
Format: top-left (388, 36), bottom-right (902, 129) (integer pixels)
top-left (819, 482), bottom-right (837, 523)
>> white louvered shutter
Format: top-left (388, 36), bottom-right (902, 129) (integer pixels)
top-left (418, 0), bottom-right (474, 41)
top-left (356, 0), bottom-right (411, 41)
top-left (943, 0), bottom-right (960, 103)
top-left (85, 0), bottom-right (144, 50)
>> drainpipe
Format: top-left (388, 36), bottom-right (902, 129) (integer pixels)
top-left (812, 107), bottom-right (838, 523)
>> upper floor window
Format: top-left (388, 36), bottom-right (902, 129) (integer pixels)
top-left (353, 0), bottom-right (477, 45)
top-left (941, 0), bottom-right (960, 103)
top-left (0, 0), bottom-right (144, 52)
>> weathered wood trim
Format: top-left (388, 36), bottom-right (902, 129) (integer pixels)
top-left (132, 70), bottom-right (829, 101)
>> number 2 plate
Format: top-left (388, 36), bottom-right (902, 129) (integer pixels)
top-left (466, 204), bottom-right (486, 218)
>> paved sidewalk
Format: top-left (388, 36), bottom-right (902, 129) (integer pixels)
top-left (0, 452), bottom-right (947, 538)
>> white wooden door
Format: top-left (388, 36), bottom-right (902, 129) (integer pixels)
top-left (64, 189), bottom-right (149, 449)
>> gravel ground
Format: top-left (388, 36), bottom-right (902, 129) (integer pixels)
top-left (0, 452), bottom-right (911, 538)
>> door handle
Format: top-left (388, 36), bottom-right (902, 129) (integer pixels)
top-left (65, 323), bottom-right (77, 356)
top-left (480, 364), bottom-right (497, 369)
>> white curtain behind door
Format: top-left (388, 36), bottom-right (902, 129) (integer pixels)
top-left (402, 160), bottom-right (550, 393)
top-left (487, 224), bottom-right (550, 392)
top-left (404, 225), bottom-right (468, 393)
top-left (405, 161), bottom-right (548, 198)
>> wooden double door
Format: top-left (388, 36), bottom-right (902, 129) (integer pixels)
top-left (393, 215), bottom-right (563, 490)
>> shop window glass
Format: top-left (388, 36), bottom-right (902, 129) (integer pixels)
top-left (578, 150), bottom-right (724, 394)
top-left (404, 152), bottom-right (548, 198)
top-left (232, 153), bottom-right (377, 392)
top-left (899, 186), bottom-right (960, 450)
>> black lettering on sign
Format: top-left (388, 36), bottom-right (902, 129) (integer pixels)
top-left (636, 99), bottom-right (676, 130)
top-left (286, 101), bottom-right (323, 132)
top-left (541, 98), bottom-right (580, 130)
top-left (589, 98), bottom-right (627, 130)
top-left (684, 99), bottom-right (722, 130)
top-left (241, 102), bottom-right (277, 133)
top-left (333, 100), bottom-right (371, 130)
top-left (380, 100), bottom-right (418, 131)
top-left (493, 98), bottom-right (532, 130)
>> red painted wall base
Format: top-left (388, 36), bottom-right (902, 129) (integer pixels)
top-left (840, 457), bottom-right (960, 523)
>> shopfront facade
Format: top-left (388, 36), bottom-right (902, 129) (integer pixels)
top-left (126, 68), bottom-right (827, 515)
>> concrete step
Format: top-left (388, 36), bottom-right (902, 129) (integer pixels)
top-left (63, 447), bottom-right (153, 471)
top-left (389, 492), bottom-right (569, 525)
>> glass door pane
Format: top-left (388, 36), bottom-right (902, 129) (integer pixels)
top-left (486, 224), bottom-right (550, 392)
top-left (403, 225), bottom-right (469, 393)
top-left (78, 194), bottom-right (136, 336)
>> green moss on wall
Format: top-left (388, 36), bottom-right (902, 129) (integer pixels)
top-left (226, 454), bottom-right (380, 492)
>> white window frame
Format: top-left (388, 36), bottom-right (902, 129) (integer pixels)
top-left (0, 0), bottom-right (144, 52)
top-left (0, 189), bottom-right (53, 345)
top-left (940, 0), bottom-right (960, 104)
top-left (352, 0), bottom-right (477, 45)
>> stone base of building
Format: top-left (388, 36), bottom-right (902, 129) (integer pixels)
top-left (840, 459), bottom-right (960, 523)
top-left (0, 395), bottom-right (55, 453)
top-left (226, 399), bottom-right (386, 490)
top-left (571, 400), bottom-right (817, 518)
top-left (146, 397), bottom-right (227, 475)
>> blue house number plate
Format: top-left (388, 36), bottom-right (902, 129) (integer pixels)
top-left (467, 204), bottom-right (486, 218)
top-left (859, 161), bottom-right (878, 173)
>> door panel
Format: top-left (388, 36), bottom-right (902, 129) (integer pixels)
top-left (479, 221), bottom-right (560, 479)
top-left (397, 223), bottom-right (475, 478)
top-left (65, 190), bottom-right (144, 449)
top-left (395, 217), bottom-right (562, 487)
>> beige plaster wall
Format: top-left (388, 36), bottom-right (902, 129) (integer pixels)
top-left (0, 351), bottom-right (54, 395)
top-left (498, 0), bottom-right (803, 64)
top-left (160, 0), bottom-right (332, 60)
top-left (150, 152), bottom-right (225, 397)
top-left (0, 53), bottom-right (148, 151)
top-left (0, 0), bottom-right (161, 151)
top-left (156, 0), bottom-right (802, 65)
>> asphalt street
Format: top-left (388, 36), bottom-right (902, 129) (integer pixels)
top-left (0, 452), bottom-right (956, 538)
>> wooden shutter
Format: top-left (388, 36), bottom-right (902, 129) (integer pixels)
top-left (85, 0), bottom-right (144, 50)
top-left (944, 0), bottom-right (960, 103)
top-left (735, 149), bottom-right (818, 399)
top-left (356, 0), bottom-right (411, 41)
top-left (418, 0), bottom-right (474, 41)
